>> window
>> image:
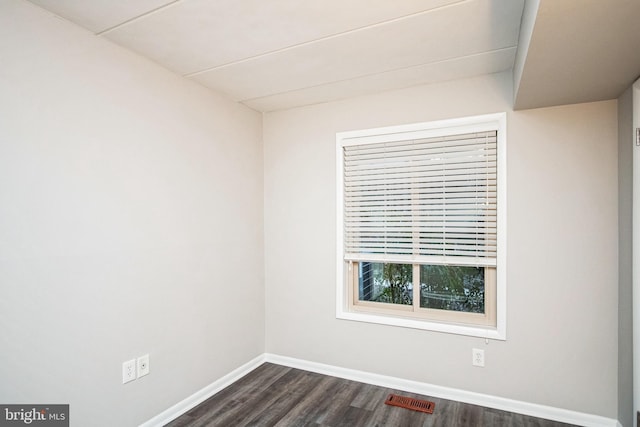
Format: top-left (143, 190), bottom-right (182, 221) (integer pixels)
top-left (336, 114), bottom-right (506, 339)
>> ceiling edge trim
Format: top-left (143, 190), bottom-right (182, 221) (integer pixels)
top-left (512, 0), bottom-right (539, 109)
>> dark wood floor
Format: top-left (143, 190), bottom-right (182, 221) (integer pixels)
top-left (165, 363), bottom-right (576, 427)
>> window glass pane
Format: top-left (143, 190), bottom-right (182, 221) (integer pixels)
top-left (419, 265), bottom-right (484, 313)
top-left (359, 262), bottom-right (412, 305)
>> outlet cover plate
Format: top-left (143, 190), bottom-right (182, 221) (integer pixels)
top-left (122, 359), bottom-right (136, 384)
top-left (472, 348), bottom-right (485, 367)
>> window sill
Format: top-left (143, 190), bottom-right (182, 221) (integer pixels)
top-left (336, 309), bottom-right (506, 341)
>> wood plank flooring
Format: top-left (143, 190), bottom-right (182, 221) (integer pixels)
top-left (165, 363), bottom-right (576, 427)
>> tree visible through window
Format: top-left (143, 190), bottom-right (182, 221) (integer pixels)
top-left (359, 263), bottom-right (485, 313)
top-left (419, 265), bottom-right (484, 313)
top-left (359, 262), bottom-right (412, 305)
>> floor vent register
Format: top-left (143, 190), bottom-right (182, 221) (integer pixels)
top-left (384, 394), bottom-right (435, 414)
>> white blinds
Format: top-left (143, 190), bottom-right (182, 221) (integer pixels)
top-left (343, 130), bottom-right (497, 267)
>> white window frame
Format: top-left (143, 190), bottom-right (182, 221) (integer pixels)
top-left (336, 113), bottom-right (507, 340)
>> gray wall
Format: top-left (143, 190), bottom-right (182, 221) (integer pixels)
top-left (263, 71), bottom-right (619, 419)
top-left (0, 1), bottom-right (264, 426)
top-left (618, 86), bottom-right (634, 427)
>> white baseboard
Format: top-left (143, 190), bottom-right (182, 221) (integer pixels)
top-left (140, 352), bottom-right (621, 427)
top-left (139, 354), bottom-right (266, 427)
top-left (264, 353), bottom-right (620, 427)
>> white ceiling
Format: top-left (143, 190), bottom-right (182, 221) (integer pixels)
top-left (514, 0), bottom-right (640, 110)
top-left (25, 0), bottom-right (640, 112)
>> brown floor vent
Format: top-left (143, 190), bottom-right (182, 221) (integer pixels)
top-left (384, 394), bottom-right (435, 414)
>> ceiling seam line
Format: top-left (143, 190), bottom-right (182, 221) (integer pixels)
top-left (239, 45), bottom-right (518, 103)
top-left (96, 0), bottom-right (184, 36)
top-left (183, 0), bottom-right (471, 78)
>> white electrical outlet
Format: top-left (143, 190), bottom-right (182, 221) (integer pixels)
top-left (137, 354), bottom-right (150, 378)
top-left (122, 359), bottom-right (136, 384)
top-left (472, 348), bottom-right (485, 367)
